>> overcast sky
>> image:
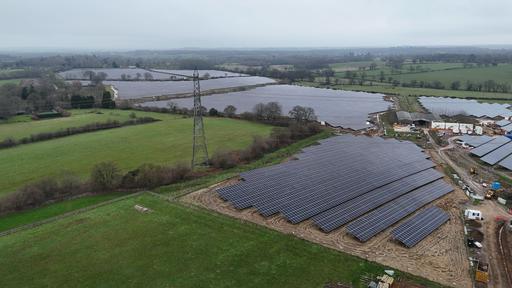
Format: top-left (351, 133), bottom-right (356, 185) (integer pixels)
top-left (1, 0), bottom-right (511, 51)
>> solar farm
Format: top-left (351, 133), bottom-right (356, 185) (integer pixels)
top-left (143, 85), bottom-right (390, 130)
top-left (96, 76), bottom-right (276, 99)
top-left (183, 134), bottom-right (469, 286)
top-left (419, 96), bottom-right (512, 118)
top-left (461, 135), bottom-right (512, 170)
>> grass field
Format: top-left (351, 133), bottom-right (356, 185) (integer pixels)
top-left (301, 80), bottom-right (512, 101)
top-left (0, 192), bottom-right (124, 232)
top-left (0, 131), bottom-right (330, 232)
top-left (0, 112), bottom-right (272, 196)
top-left (394, 64), bottom-right (512, 87)
top-left (0, 78), bottom-right (23, 85)
top-left (0, 194), bottom-right (443, 288)
top-left (0, 109), bottom-right (154, 141)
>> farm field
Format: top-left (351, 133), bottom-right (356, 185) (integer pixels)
top-left (0, 109), bottom-right (155, 141)
top-left (394, 64), bottom-right (512, 87)
top-left (0, 194), bottom-right (443, 288)
top-left (302, 81), bottom-right (512, 100)
top-left (0, 192), bottom-right (123, 232)
top-left (0, 112), bottom-right (272, 196)
top-left (0, 78), bottom-right (23, 85)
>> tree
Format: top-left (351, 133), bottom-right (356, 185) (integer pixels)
top-left (83, 70), bottom-right (96, 80)
top-left (223, 105), bottom-right (237, 117)
top-left (208, 108), bottom-right (219, 116)
top-left (167, 101), bottom-right (178, 113)
top-left (121, 74), bottom-right (128, 81)
top-left (101, 91), bottom-right (115, 108)
top-left (379, 71), bottom-right (385, 82)
top-left (91, 72), bottom-right (107, 86)
top-left (253, 103), bottom-right (266, 119)
top-left (450, 81), bottom-right (461, 90)
top-left (144, 72), bottom-right (153, 81)
top-left (90, 161), bottom-right (121, 191)
top-left (289, 106), bottom-right (317, 123)
top-left (263, 102), bottom-right (282, 120)
top-left (135, 73), bottom-right (142, 80)
top-left (203, 72), bottom-right (211, 79)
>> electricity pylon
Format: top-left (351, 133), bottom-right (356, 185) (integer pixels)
top-left (191, 68), bottom-right (209, 168)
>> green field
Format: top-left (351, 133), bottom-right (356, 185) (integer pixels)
top-left (0, 194), bottom-right (442, 287)
top-left (0, 109), bottom-right (152, 141)
top-left (0, 112), bottom-right (272, 196)
top-left (0, 192), bottom-right (123, 232)
top-left (301, 80), bottom-right (512, 101)
top-left (394, 64), bottom-right (512, 87)
top-left (0, 78), bottom-right (23, 85)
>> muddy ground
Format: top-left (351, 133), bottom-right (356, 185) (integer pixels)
top-left (181, 179), bottom-right (471, 288)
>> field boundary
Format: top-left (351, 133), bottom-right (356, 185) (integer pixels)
top-left (0, 191), bottom-right (144, 238)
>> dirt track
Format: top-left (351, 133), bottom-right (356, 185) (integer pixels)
top-left (181, 181), bottom-right (471, 288)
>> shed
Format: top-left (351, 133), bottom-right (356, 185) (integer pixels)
top-left (395, 111), bottom-right (441, 127)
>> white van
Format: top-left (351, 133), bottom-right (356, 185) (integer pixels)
top-left (465, 209), bottom-right (484, 220)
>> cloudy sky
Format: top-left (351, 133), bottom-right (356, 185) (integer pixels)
top-left (1, 0), bottom-right (511, 50)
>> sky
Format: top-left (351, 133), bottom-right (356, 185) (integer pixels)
top-left (1, 0), bottom-right (512, 51)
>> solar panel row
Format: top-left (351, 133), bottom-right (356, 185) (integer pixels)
top-left (313, 169), bottom-right (443, 232)
top-left (470, 136), bottom-right (511, 157)
top-left (346, 179), bottom-right (453, 242)
top-left (391, 206), bottom-right (450, 248)
top-left (480, 141), bottom-right (512, 165)
top-left (458, 135), bottom-right (493, 148)
top-left (217, 135), bottom-right (453, 241)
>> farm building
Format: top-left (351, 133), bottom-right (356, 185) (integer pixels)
top-left (395, 111), bottom-right (441, 127)
top-left (431, 121), bottom-right (483, 135)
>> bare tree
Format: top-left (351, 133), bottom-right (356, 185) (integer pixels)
top-left (289, 106), bottom-right (317, 123)
top-left (223, 105), bottom-right (237, 117)
top-left (144, 72), bottom-right (153, 81)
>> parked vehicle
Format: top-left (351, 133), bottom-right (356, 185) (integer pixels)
top-left (465, 209), bottom-right (484, 220)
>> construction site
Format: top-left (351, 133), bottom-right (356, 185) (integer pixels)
top-left (176, 94), bottom-right (512, 288)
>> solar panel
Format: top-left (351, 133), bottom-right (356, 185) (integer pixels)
top-left (313, 168), bottom-right (443, 232)
top-left (391, 206), bottom-right (450, 248)
top-left (480, 141), bottom-right (512, 165)
top-left (346, 179), bottom-right (453, 242)
top-left (458, 135), bottom-right (493, 148)
top-left (498, 154), bottom-right (512, 170)
top-left (470, 136), bottom-right (511, 157)
top-left (216, 135), bottom-right (454, 235)
top-left (496, 120), bottom-right (512, 127)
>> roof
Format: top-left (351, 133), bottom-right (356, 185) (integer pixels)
top-left (396, 111), bottom-right (441, 123)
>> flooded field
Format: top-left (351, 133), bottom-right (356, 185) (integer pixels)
top-left (419, 96), bottom-right (512, 118)
top-left (141, 85), bottom-right (389, 130)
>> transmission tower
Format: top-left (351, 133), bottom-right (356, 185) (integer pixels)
top-left (191, 68), bottom-right (209, 168)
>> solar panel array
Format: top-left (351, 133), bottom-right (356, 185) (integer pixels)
top-left (458, 135), bottom-right (493, 148)
top-left (458, 135), bottom-right (512, 170)
top-left (218, 135), bottom-right (454, 243)
top-left (346, 180), bottom-right (452, 242)
top-left (496, 119), bottom-right (512, 127)
top-left (419, 96), bottom-right (512, 118)
top-left (470, 136), bottom-right (511, 157)
top-left (480, 141), bottom-right (512, 165)
top-left (391, 206), bottom-right (450, 248)
top-left (142, 85), bottom-right (390, 130)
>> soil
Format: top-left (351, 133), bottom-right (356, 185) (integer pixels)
top-left (181, 180), bottom-right (471, 288)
